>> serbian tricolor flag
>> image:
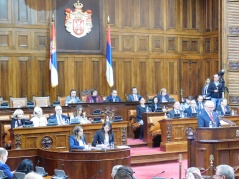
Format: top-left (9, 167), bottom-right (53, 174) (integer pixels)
top-left (106, 24), bottom-right (114, 87)
top-left (50, 20), bottom-right (58, 88)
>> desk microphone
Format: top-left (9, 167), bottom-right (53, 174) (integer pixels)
top-left (57, 163), bottom-right (64, 169)
top-left (90, 169), bottom-right (102, 179)
top-left (36, 160), bottom-right (40, 166)
top-left (152, 171), bottom-right (165, 179)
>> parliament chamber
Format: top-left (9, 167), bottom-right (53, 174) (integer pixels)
top-left (1, 0), bottom-right (239, 178)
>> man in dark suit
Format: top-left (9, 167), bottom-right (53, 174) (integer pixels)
top-left (216, 98), bottom-right (230, 116)
top-left (48, 105), bottom-right (69, 125)
top-left (169, 101), bottom-right (185, 118)
top-left (105, 90), bottom-right (122, 102)
top-left (207, 74), bottom-right (223, 108)
top-left (127, 87), bottom-right (142, 101)
top-left (186, 100), bottom-right (200, 117)
top-left (196, 95), bottom-right (204, 111)
top-left (198, 101), bottom-right (221, 127)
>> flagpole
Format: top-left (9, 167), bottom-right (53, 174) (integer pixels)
top-left (106, 16), bottom-right (114, 87)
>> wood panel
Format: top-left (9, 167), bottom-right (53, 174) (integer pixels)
top-left (0, 0), bottom-right (220, 104)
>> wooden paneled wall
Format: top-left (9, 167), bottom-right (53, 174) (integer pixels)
top-left (222, 0), bottom-right (239, 105)
top-left (0, 0), bottom-right (220, 102)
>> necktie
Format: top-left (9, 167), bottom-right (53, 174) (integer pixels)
top-left (209, 113), bottom-right (214, 122)
top-left (134, 95), bottom-right (137, 101)
top-left (224, 106), bottom-right (227, 113)
top-left (193, 108), bottom-right (196, 113)
top-left (58, 115), bottom-right (62, 125)
top-left (204, 86), bottom-right (208, 95)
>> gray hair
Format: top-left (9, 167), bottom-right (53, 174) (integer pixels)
top-left (216, 165), bottom-right (235, 179)
top-left (24, 172), bottom-right (44, 179)
top-left (111, 165), bottom-right (123, 178)
top-left (0, 147), bottom-right (7, 157)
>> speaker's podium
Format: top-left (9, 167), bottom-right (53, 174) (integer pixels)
top-left (188, 126), bottom-right (239, 177)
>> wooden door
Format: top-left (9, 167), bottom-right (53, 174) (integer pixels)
top-left (180, 60), bottom-right (202, 98)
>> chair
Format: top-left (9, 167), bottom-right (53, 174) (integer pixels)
top-left (148, 116), bottom-right (164, 147)
top-left (128, 110), bottom-right (140, 138)
top-left (168, 94), bottom-right (179, 102)
top-left (13, 172), bottom-right (25, 179)
top-left (52, 169), bottom-right (68, 179)
top-left (80, 89), bottom-right (91, 102)
top-left (147, 93), bottom-right (157, 103)
top-left (3, 124), bottom-right (11, 149)
top-left (9, 97), bottom-right (27, 108)
top-left (33, 96), bottom-right (50, 107)
top-left (35, 166), bottom-right (48, 177)
top-left (0, 170), bottom-right (8, 179)
top-left (58, 95), bottom-right (66, 106)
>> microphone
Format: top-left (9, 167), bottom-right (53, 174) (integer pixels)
top-left (90, 170), bottom-right (102, 179)
top-left (36, 160), bottom-right (40, 166)
top-left (58, 164), bottom-right (64, 169)
top-left (152, 171), bottom-right (165, 179)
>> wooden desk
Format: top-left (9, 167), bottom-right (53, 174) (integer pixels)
top-left (159, 118), bottom-right (198, 152)
top-left (0, 102), bottom-right (174, 146)
top-left (142, 112), bottom-right (165, 147)
top-left (10, 122), bottom-right (128, 151)
top-left (188, 127), bottom-right (239, 177)
top-left (7, 148), bottom-right (130, 179)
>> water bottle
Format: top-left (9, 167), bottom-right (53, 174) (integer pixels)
top-left (181, 112), bottom-right (184, 118)
top-left (66, 118), bottom-right (70, 125)
top-left (209, 121), bottom-right (212, 128)
top-left (232, 110), bottom-right (235, 116)
top-left (146, 107), bottom-right (149, 112)
top-left (106, 116), bottom-right (109, 121)
top-left (164, 113), bottom-right (167, 119)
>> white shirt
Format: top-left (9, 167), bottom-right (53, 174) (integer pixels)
top-left (31, 116), bottom-right (47, 127)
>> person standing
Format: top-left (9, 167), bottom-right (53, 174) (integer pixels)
top-left (207, 74), bottom-right (223, 108)
top-left (202, 77), bottom-right (211, 100)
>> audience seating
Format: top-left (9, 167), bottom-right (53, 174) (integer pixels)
top-left (128, 110), bottom-right (140, 138)
top-left (148, 116), bottom-right (164, 137)
top-left (10, 97), bottom-right (27, 108)
top-left (58, 95), bottom-right (66, 106)
top-left (33, 96), bottom-right (50, 107)
top-left (81, 89), bottom-right (91, 102)
top-left (3, 124), bottom-right (11, 149)
top-left (147, 93), bottom-right (157, 103)
top-left (168, 94), bottom-right (179, 102)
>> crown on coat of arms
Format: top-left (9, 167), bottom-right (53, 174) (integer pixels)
top-left (74, 0), bottom-right (83, 9)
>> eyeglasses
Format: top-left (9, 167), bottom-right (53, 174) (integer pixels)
top-left (212, 174), bottom-right (223, 178)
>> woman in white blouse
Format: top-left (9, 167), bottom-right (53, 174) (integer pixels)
top-left (30, 106), bottom-right (47, 127)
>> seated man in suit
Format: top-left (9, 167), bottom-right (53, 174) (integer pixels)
top-left (105, 90), bottom-right (122, 102)
top-left (186, 100), bottom-right (200, 117)
top-left (48, 105), bottom-right (69, 125)
top-left (127, 87), bottom-right (142, 102)
top-left (0, 147), bottom-right (13, 179)
top-left (169, 101), bottom-right (185, 118)
top-left (196, 95), bottom-right (204, 111)
top-left (216, 98), bottom-right (230, 116)
top-left (198, 101), bottom-right (221, 127)
top-left (65, 89), bottom-right (83, 106)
